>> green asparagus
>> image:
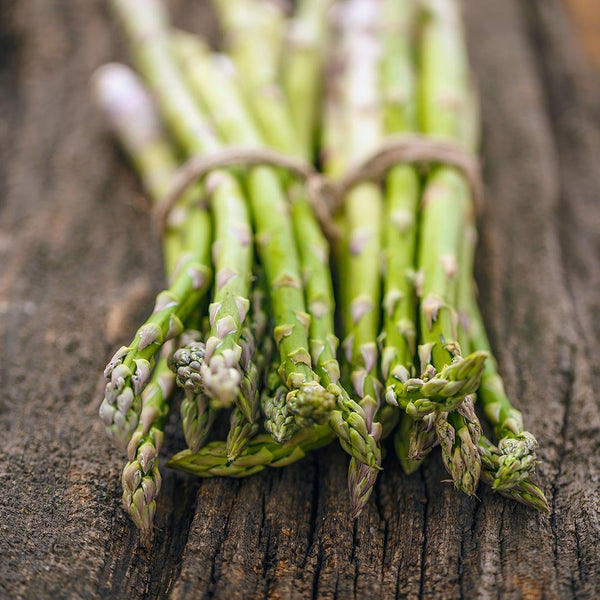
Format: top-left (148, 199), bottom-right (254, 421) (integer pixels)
top-left (226, 280), bottom-right (272, 458)
top-left (208, 4), bottom-right (381, 470)
top-left (168, 426), bottom-right (335, 477)
top-left (173, 34), bottom-right (336, 437)
top-left (112, 0), bottom-right (255, 416)
top-left (93, 64), bottom-right (212, 536)
top-left (210, 0), bottom-right (296, 155)
top-left (93, 62), bottom-right (211, 449)
top-left (95, 0), bottom-right (550, 528)
top-left (282, 0), bottom-right (333, 158)
top-left (122, 351), bottom-right (174, 544)
top-left (169, 332), bottom-right (216, 453)
top-left (377, 0), bottom-right (425, 475)
top-left (328, 0), bottom-right (385, 517)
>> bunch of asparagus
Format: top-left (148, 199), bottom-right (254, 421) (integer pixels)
top-left (94, 0), bottom-right (547, 543)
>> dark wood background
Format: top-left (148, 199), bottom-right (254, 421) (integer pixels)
top-left (1, 1), bottom-right (600, 598)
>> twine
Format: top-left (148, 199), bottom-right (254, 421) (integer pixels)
top-left (155, 134), bottom-right (483, 242)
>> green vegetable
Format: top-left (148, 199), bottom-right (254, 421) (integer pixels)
top-left (93, 62), bottom-right (211, 450)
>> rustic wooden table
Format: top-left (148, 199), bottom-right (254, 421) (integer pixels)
top-left (1, 1), bottom-right (599, 598)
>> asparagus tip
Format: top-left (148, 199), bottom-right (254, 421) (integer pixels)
top-left (286, 382), bottom-right (337, 428)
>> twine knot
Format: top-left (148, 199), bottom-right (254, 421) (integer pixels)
top-left (155, 135), bottom-right (483, 242)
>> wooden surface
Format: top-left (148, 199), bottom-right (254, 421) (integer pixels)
top-left (1, 1), bottom-right (600, 598)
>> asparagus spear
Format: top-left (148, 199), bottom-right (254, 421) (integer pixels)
top-left (93, 63), bottom-right (212, 449)
top-left (376, 0), bottom-right (429, 474)
top-left (412, 0), bottom-right (489, 493)
top-left (168, 425), bottom-right (334, 478)
top-left (292, 187), bottom-right (379, 468)
top-left (93, 64), bottom-right (212, 535)
top-left (210, 0), bottom-right (297, 155)
top-left (461, 239), bottom-right (540, 491)
top-left (454, 167), bottom-right (540, 494)
top-left (282, 0), bottom-right (334, 158)
top-left (111, 0), bottom-right (255, 416)
top-left (200, 171), bottom-right (253, 414)
top-left (226, 280), bottom-right (272, 459)
top-left (451, 68), bottom-right (543, 502)
top-left (122, 350), bottom-right (174, 545)
top-left (386, 0), bottom-right (488, 422)
top-left (173, 35), bottom-right (336, 436)
top-left (328, 0), bottom-right (386, 517)
top-left (479, 437), bottom-right (549, 513)
top-left (169, 332), bottom-right (216, 453)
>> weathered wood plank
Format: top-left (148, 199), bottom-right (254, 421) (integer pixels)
top-left (525, 2), bottom-right (600, 597)
top-left (0, 1), bottom-right (599, 599)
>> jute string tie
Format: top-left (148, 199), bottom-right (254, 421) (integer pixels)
top-left (155, 134), bottom-right (483, 242)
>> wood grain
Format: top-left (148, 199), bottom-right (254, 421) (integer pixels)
top-left (0, 1), bottom-right (599, 598)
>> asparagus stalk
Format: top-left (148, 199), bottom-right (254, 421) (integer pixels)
top-left (408, 0), bottom-right (489, 493)
top-left (454, 172), bottom-right (540, 494)
top-left (292, 187), bottom-right (379, 468)
top-left (168, 425), bottom-right (335, 477)
top-left (226, 280), bottom-right (272, 459)
top-left (111, 0), bottom-right (255, 417)
top-left (169, 332), bottom-right (216, 453)
top-left (173, 35), bottom-right (335, 437)
top-left (377, 0), bottom-right (428, 474)
top-left (452, 57), bottom-right (542, 501)
top-left (93, 63), bottom-right (212, 449)
top-left (210, 0), bottom-right (297, 155)
top-left (282, 0), bottom-right (333, 158)
top-left (122, 350), bottom-right (174, 544)
top-left (459, 233), bottom-right (539, 491)
top-left (328, 0), bottom-right (386, 517)
top-left (200, 169), bottom-right (253, 414)
top-left (418, 194), bottom-right (481, 495)
top-left (93, 64), bottom-right (214, 535)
